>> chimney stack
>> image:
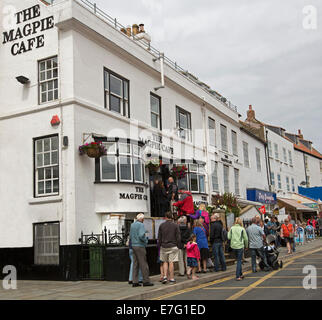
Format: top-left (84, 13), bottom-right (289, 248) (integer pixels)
top-left (247, 105), bottom-right (256, 121)
top-left (298, 129), bottom-right (303, 139)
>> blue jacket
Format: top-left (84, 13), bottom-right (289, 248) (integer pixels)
top-left (130, 221), bottom-right (148, 248)
top-left (193, 226), bottom-right (209, 249)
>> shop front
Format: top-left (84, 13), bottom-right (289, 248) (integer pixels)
top-left (277, 198), bottom-right (317, 222)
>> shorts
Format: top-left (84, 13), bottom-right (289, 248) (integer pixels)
top-left (160, 247), bottom-right (179, 263)
top-left (284, 237), bottom-right (292, 244)
top-left (157, 256), bottom-right (163, 264)
top-left (200, 248), bottom-right (209, 260)
top-left (187, 257), bottom-right (198, 268)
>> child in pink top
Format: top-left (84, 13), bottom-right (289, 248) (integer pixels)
top-left (186, 234), bottom-right (200, 280)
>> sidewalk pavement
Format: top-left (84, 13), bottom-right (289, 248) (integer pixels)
top-left (0, 238), bottom-right (321, 300)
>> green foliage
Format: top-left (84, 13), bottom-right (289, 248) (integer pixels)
top-left (211, 192), bottom-right (241, 217)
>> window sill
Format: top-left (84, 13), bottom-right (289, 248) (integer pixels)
top-left (95, 181), bottom-right (149, 187)
top-left (29, 196), bottom-right (62, 205)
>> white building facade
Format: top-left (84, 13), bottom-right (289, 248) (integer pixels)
top-left (0, 0), bottom-right (271, 280)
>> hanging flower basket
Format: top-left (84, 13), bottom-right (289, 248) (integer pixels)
top-left (171, 165), bottom-right (188, 179)
top-left (79, 142), bottom-right (107, 159)
top-left (145, 158), bottom-right (162, 174)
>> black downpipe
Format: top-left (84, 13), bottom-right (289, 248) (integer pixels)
top-left (265, 130), bottom-right (272, 191)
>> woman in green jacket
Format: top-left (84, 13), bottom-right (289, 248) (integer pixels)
top-left (228, 218), bottom-right (248, 281)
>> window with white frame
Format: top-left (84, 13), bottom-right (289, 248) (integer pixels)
top-left (283, 148), bottom-right (287, 163)
top-left (34, 135), bottom-right (59, 197)
top-left (320, 161), bottom-right (322, 173)
top-left (232, 131), bottom-right (238, 156)
top-left (289, 150), bottom-right (293, 166)
top-left (39, 56), bottom-right (58, 104)
top-left (104, 68), bottom-right (129, 117)
top-left (220, 124), bottom-right (228, 152)
top-left (223, 165), bottom-right (229, 193)
top-left (211, 161), bottom-right (219, 192)
top-left (151, 93), bottom-right (161, 130)
top-left (255, 148), bottom-right (261, 172)
top-left (286, 176), bottom-right (290, 192)
top-left (277, 174), bottom-right (282, 190)
top-left (271, 172), bottom-right (275, 187)
top-left (100, 141), bottom-right (144, 183)
top-left (176, 106), bottom-right (192, 141)
top-left (243, 141), bottom-right (250, 168)
top-left (179, 164), bottom-right (206, 193)
top-left (268, 141), bottom-right (273, 157)
top-left (234, 168), bottom-right (240, 196)
top-left (34, 222), bottom-right (59, 265)
top-left (208, 118), bottom-right (216, 147)
top-left (291, 178), bottom-right (295, 192)
top-left (274, 143), bottom-right (279, 159)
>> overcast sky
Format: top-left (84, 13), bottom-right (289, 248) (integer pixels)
top-left (93, 0), bottom-right (322, 152)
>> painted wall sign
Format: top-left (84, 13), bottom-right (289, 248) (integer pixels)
top-left (141, 134), bottom-right (174, 155)
top-left (2, 4), bottom-right (54, 56)
top-left (247, 188), bottom-right (277, 205)
top-left (119, 186), bottom-right (148, 201)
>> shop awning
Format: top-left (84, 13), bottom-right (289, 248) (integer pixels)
top-left (277, 198), bottom-right (317, 212)
top-left (237, 198), bottom-right (263, 207)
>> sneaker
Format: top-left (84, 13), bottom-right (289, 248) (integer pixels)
top-left (143, 282), bottom-right (154, 287)
top-left (132, 283), bottom-right (142, 287)
top-left (128, 281), bottom-right (133, 285)
top-left (169, 279), bottom-right (176, 285)
top-left (162, 277), bottom-right (168, 284)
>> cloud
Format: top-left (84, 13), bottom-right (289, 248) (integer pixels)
top-left (93, 0), bottom-right (322, 152)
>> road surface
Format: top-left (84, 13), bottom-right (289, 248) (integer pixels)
top-left (154, 247), bottom-right (322, 300)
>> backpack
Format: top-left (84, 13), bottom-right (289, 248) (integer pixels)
top-left (221, 228), bottom-right (228, 242)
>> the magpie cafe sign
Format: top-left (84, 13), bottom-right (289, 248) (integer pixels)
top-left (2, 4), bottom-right (54, 56)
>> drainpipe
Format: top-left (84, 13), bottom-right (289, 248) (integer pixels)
top-left (303, 153), bottom-right (308, 187)
top-left (153, 53), bottom-right (165, 91)
top-left (265, 130), bottom-right (272, 191)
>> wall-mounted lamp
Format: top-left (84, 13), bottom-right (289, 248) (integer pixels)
top-left (16, 76), bottom-right (30, 84)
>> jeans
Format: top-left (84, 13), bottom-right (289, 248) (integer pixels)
top-left (234, 249), bottom-right (244, 279)
top-left (320, 229), bottom-right (322, 237)
top-left (129, 249), bottom-right (143, 282)
top-left (212, 243), bottom-right (227, 272)
top-left (292, 237), bottom-right (296, 252)
top-left (250, 247), bottom-right (269, 271)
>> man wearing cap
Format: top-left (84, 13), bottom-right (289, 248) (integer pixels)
top-left (129, 213), bottom-right (154, 287)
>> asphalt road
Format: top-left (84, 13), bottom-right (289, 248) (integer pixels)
top-left (156, 248), bottom-right (322, 300)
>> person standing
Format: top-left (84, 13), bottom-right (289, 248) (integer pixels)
top-left (173, 189), bottom-right (195, 217)
top-left (177, 216), bottom-right (191, 276)
top-left (159, 181), bottom-right (170, 217)
top-left (318, 213), bottom-right (322, 237)
top-left (210, 213), bottom-right (227, 272)
top-left (288, 215), bottom-right (296, 253)
top-left (228, 218), bottom-right (248, 281)
top-left (129, 213), bottom-right (154, 287)
top-left (281, 218), bottom-right (294, 254)
top-left (152, 179), bottom-right (161, 217)
top-left (167, 177), bottom-right (179, 215)
top-left (186, 234), bottom-right (200, 280)
top-left (246, 217), bottom-right (271, 273)
top-left (158, 212), bottom-right (181, 284)
top-left (193, 220), bottom-right (209, 273)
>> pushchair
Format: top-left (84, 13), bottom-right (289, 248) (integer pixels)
top-left (259, 235), bottom-right (283, 271)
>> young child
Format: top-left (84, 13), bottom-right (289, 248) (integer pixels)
top-left (186, 234), bottom-right (200, 280)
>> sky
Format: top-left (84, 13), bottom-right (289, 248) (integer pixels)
top-left (93, 0), bottom-right (322, 152)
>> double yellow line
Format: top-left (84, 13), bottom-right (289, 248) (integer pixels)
top-left (153, 247), bottom-right (322, 300)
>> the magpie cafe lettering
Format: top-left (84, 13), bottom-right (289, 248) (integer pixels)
top-left (141, 134), bottom-right (174, 155)
top-left (2, 4), bottom-right (54, 56)
top-left (119, 187), bottom-right (148, 201)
